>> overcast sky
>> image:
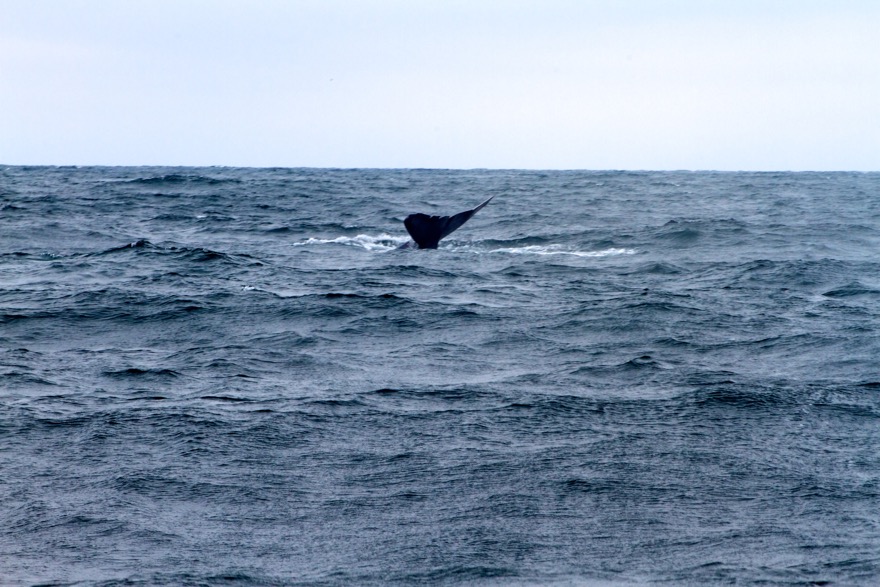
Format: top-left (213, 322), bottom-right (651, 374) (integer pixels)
top-left (2, 1), bottom-right (879, 170)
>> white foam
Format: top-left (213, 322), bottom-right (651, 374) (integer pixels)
top-left (488, 245), bottom-right (636, 258)
top-left (292, 235), bottom-right (635, 257)
top-left (292, 233), bottom-right (410, 252)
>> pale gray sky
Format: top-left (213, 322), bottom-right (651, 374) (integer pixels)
top-left (2, 1), bottom-right (878, 170)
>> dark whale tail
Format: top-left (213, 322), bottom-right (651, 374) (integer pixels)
top-left (403, 196), bottom-right (494, 249)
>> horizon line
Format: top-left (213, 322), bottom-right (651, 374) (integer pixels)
top-left (2, 163), bottom-right (877, 174)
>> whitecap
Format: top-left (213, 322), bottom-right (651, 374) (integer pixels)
top-left (488, 245), bottom-right (636, 258)
top-left (292, 233), bottom-right (410, 252)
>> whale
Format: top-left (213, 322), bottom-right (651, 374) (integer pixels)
top-left (401, 196), bottom-right (494, 249)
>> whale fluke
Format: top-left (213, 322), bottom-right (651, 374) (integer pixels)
top-left (403, 196), bottom-right (494, 249)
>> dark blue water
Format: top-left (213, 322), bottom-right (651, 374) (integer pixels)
top-left (2, 167), bottom-right (879, 586)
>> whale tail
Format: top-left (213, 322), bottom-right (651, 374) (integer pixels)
top-left (403, 196), bottom-right (494, 249)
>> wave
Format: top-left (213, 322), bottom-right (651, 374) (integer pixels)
top-left (94, 239), bottom-right (263, 265)
top-left (292, 234), bottom-right (636, 258)
top-left (292, 233), bottom-right (409, 251)
top-left (2, 290), bottom-right (217, 324)
top-left (122, 173), bottom-right (240, 186)
top-left (484, 244), bottom-right (636, 258)
top-left (103, 367), bottom-right (181, 379)
top-left (823, 281), bottom-right (880, 298)
top-left (322, 292), bottom-right (401, 300)
top-left (102, 239), bottom-right (157, 253)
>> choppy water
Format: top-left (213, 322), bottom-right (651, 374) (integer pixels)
top-left (1, 167), bottom-right (879, 586)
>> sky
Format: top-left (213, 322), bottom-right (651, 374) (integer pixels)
top-left (2, 1), bottom-right (879, 170)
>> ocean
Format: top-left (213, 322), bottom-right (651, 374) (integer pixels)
top-left (1, 166), bottom-right (878, 586)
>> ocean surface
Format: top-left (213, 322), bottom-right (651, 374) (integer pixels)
top-left (1, 166), bottom-right (879, 586)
